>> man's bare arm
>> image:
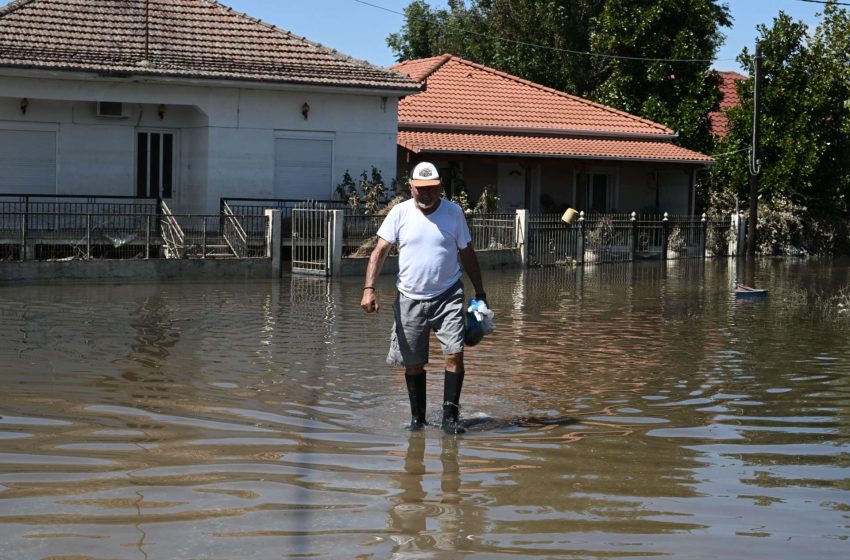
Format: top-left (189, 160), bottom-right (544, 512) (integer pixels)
top-left (361, 237), bottom-right (392, 313)
top-left (459, 244), bottom-right (485, 300)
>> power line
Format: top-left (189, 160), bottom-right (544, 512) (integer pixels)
top-left (713, 147), bottom-right (751, 158)
top-left (352, 0), bottom-right (737, 64)
top-left (795, 0), bottom-right (850, 6)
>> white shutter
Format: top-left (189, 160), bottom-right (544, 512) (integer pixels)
top-left (0, 129), bottom-right (56, 193)
top-left (274, 137), bottom-right (333, 200)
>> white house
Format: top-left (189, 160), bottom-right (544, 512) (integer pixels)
top-left (0, 0), bottom-right (419, 213)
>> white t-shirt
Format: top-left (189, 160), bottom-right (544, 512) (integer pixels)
top-left (377, 198), bottom-right (472, 300)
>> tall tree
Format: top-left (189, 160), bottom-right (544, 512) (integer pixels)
top-left (387, 0), bottom-right (605, 97)
top-left (388, 1), bottom-right (731, 150)
top-left (590, 0), bottom-right (732, 153)
top-left (709, 7), bottom-right (850, 252)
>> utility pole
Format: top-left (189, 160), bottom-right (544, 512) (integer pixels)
top-left (747, 42), bottom-right (762, 257)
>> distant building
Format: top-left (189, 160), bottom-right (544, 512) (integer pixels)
top-left (392, 54), bottom-right (714, 215)
top-left (709, 71), bottom-right (747, 139)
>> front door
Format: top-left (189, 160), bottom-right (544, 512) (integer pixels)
top-left (497, 162), bottom-right (525, 211)
top-left (136, 131), bottom-right (175, 200)
top-left (586, 173), bottom-right (611, 213)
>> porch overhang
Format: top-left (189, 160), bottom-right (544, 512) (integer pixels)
top-left (398, 130), bottom-right (714, 167)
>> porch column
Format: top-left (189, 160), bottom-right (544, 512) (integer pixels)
top-left (523, 159), bottom-right (533, 209)
top-left (515, 209), bottom-right (529, 266)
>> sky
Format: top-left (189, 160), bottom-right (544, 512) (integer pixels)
top-left (223, 0), bottom-right (828, 73)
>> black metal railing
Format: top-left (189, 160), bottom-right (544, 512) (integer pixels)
top-left (221, 197), bottom-right (348, 239)
top-left (468, 213), bottom-right (516, 251)
top-left (0, 210), bottom-right (269, 261)
top-left (527, 211), bottom-right (725, 266)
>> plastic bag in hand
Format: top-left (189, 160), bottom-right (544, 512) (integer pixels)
top-left (468, 299), bottom-right (495, 335)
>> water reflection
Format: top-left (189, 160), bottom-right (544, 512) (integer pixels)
top-left (0, 260), bottom-right (848, 558)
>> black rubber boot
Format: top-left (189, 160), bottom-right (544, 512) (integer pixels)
top-left (442, 370), bottom-right (466, 434)
top-left (404, 371), bottom-right (427, 431)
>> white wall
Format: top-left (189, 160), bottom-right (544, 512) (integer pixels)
top-left (0, 74), bottom-right (401, 213)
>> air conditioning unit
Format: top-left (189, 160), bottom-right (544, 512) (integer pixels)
top-left (96, 101), bottom-right (125, 118)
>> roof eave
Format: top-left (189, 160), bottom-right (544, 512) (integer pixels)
top-left (0, 65), bottom-right (421, 96)
top-left (399, 121), bottom-right (677, 141)
top-left (402, 145), bottom-right (714, 166)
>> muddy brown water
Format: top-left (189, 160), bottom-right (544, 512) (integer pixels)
top-left (0, 259), bottom-right (849, 559)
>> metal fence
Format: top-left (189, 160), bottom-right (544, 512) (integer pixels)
top-left (221, 197), bottom-right (348, 238)
top-left (468, 213), bottom-right (516, 250)
top-left (343, 213), bottom-right (384, 257)
top-left (527, 213), bottom-right (579, 266)
top-left (340, 211), bottom-right (519, 258)
top-left (0, 194), bottom-right (159, 227)
top-left (0, 212), bottom-right (268, 261)
top-left (582, 213), bottom-right (634, 265)
top-left (292, 203), bottom-right (331, 275)
top-left (527, 212), bottom-right (725, 267)
top-left (705, 214), bottom-right (733, 257)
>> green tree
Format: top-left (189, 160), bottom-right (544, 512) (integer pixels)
top-left (590, 0), bottom-right (731, 153)
top-left (389, 1), bottom-right (731, 149)
top-left (709, 6), bottom-right (850, 253)
top-left (387, 0), bottom-right (606, 96)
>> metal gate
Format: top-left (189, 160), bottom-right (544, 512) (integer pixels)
top-left (291, 202), bottom-right (331, 275)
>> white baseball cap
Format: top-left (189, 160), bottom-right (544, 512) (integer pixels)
top-left (410, 162), bottom-right (441, 187)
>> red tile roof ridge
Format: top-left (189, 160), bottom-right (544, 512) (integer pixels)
top-left (199, 0), bottom-right (398, 76)
top-left (0, 0), bottom-right (36, 17)
top-left (401, 54), bottom-right (672, 135)
top-left (390, 54), bottom-right (452, 81)
top-left (0, 0), bottom-right (419, 90)
top-left (714, 70), bottom-right (748, 80)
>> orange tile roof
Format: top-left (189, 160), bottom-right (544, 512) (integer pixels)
top-left (709, 70), bottom-right (747, 137)
top-left (398, 130), bottom-right (714, 164)
top-left (0, 0), bottom-right (419, 91)
top-left (392, 55), bottom-right (673, 136)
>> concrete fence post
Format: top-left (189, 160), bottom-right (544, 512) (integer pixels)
top-left (201, 216), bottom-right (207, 259)
top-left (86, 214), bottom-right (92, 260)
top-left (630, 211), bottom-right (637, 262)
top-left (329, 210), bottom-right (344, 277)
top-left (145, 215), bottom-right (151, 259)
top-left (728, 212), bottom-right (738, 256)
top-left (738, 214), bottom-right (750, 255)
top-left (515, 209), bottom-right (529, 267)
top-left (700, 213), bottom-right (708, 258)
top-left (265, 209), bottom-right (282, 277)
top-left (576, 211), bottom-right (585, 264)
top-left (661, 212), bottom-right (669, 261)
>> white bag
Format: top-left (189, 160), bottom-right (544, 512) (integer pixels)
top-left (468, 300), bottom-right (495, 335)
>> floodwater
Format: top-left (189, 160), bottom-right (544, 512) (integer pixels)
top-left (0, 259), bottom-right (849, 560)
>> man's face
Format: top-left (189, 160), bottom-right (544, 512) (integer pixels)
top-left (411, 183), bottom-right (442, 211)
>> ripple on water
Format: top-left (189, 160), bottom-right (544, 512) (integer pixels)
top-left (0, 264), bottom-right (849, 558)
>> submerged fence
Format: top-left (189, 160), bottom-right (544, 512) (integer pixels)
top-left (0, 211), bottom-right (269, 261)
top-left (0, 191), bottom-right (739, 271)
top-left (527, 211), bottom-right (736, 267)
top-left (340, 211), bottom-right (518, 258)
top-left (338, 208), bottom-right (733, 267)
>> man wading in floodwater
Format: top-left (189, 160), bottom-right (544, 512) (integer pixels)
top-left (360, 162), bottom-right (488, 434)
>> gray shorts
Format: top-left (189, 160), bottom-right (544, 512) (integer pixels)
top-left (387, 281), bottom-right (465, 368)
